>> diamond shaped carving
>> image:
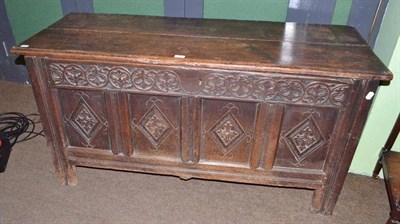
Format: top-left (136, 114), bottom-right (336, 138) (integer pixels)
top-left (210, 112), bottom-right (245, 154)
top-left (70, 99), bottom-right (103, 143)
top-left (284, 116), bottom-right (326, 162)
top-left (138, 105), bottom-right (173, 148)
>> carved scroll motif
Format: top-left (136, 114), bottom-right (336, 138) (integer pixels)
top-left (49, 63), bottom-right (351, 107)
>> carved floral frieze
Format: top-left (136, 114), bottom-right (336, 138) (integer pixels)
top-left (49, 63), bottom-right (351, 107)
top-left (50, 63), bottom-right (183, 93)
top-left (201, 73), bottom-right (350, 106)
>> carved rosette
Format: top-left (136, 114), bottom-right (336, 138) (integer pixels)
top-left (86, 66), bottom-right (109, 87)
top-left (64, 92), bottom-right (108, 148)
top-left (131, 97), bottom-right (175, 150)
top-left (278, 80), bottom-right (304, 102)
top-left (208, 104), bottom-right (251, 157)
top-left (253, 79), bottom-right (278, 99)
top-left (211, 113), bottom-right (245, 154)
top-left (202, 74), bottom-right (228, 96)
top-left (330, 85), bottom-right (350, 106)
top-left (156, 71), bottom-right (181, 92)
top-left (131, 69), bottom-right (156, 90)
top-left (49, 63), bottom-right (351, 107)
top-left (302, 83), bottom-right (330, 104)
top-left (64, 65), bottom-right (87, 86)
top-left (109, 67), bottom-right (132, 88)
top-left (283, 116), bottom-right (326, 163)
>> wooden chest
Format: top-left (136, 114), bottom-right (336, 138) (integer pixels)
top-left (11, 13), bottom-right (392, 215)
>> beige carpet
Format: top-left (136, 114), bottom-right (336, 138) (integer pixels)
top-left (0, 80), bottom-right (389, 224)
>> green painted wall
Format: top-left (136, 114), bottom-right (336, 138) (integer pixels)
top-left (331, 0), bottom-right (352, 25)
top-left (350, 0), bottom-right (400, 176)
top-left (372, 0), bottom-right (400, 65)
top-left (5, 0), bottom-right (63, 44)
top-left (204, 0), bottom-right (288, 21)
top-left (93, 0), bottom-right (163, 16)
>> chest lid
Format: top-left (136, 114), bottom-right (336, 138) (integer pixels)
top-left (11, 13), bottom-right (392, 81)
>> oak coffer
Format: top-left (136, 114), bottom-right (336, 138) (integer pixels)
top-left (11, 13), bottom-right (392, 215)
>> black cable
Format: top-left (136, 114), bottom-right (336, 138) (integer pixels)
top-left (0, 112), bottom-right (44, 148)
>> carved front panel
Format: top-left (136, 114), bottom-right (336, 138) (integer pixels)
top-left (57, 89), bottom-right (111, 150)
top-left (273, 106), bottom-right (338, 170)
top-left (128, 94), bottom-right (181, 161)
top-left (48, 60), bottom-right (355, 176)
top-left (199, 99), bottom-right (258, 167)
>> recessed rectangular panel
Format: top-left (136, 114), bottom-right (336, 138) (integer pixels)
top-left (273, 105), bottom-right (338, 170)
top-left (57, 89), bottom-right (111, 150)
top-left (128, 94), bottom-right (181, 161)
top-left (199, 99), bottom-right (258, 167)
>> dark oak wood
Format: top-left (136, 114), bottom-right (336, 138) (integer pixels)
top-left (373, 114), bottom-right (400, 178)
top-left (14, 13), bottom-right (391, 80)
top-left (383, 152), bottom-right (400, 224)
top-left (373, 114), bottom-right (400, 223)
top-left (11, 13), bottom-right (392, 215)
